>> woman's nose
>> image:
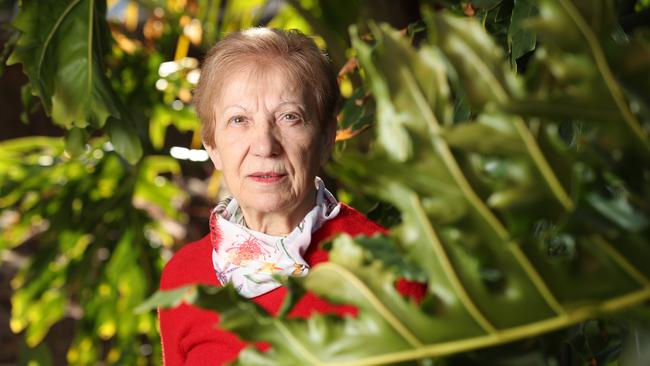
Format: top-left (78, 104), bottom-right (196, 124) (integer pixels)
top-left (251, 121), bottom-right (281, 157)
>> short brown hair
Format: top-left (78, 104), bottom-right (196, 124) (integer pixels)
top-left (195, 28), bottom-right (340, 147)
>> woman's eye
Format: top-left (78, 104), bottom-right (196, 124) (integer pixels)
top-left (281, 113), bottom-right (301, 122)
top-left (228, 116), bottom-right (245, 125)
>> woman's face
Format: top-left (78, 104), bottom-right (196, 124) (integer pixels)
top-left (206, 65), bottom-right (333, 221)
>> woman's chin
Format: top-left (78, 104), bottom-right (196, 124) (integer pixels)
top-left (239, 194), bottom-right (295, 214)
top-left (236, 179), bottom-right (314, 216)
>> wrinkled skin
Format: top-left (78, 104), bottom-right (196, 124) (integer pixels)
top-left (205, 65), bottom-right (334, 235)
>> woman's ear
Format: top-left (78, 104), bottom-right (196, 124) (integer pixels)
top-left (204, 142), bottom-right (224, 170)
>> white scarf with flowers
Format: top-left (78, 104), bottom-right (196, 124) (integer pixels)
top-left (210, 177), bottom-right (340, 298)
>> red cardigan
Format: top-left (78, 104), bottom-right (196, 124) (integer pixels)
top-left (159, 204), bottom-right (424, 365)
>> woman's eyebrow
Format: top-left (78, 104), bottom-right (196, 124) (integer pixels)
top-left (222, 104), bottom-right (248, 113)
top-left (275, 101), bottom-right (305, 109)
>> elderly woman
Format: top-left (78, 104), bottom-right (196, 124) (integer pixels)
top-left (159, 28), bottom-right (423, 365)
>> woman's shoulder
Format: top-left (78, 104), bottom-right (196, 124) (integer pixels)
top-left (315, 203), bottom-right (387, 240)
top-left (160, 235), bottom-right (220, 290)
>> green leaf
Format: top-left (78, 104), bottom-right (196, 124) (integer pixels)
top-left (606, 30), bottom-right (650, 111)
top-left (350, 234), bottom-right (426, 282)
top-left (508, 0), bottom-right (538, 65)
top-left (167, 232), bottom-right (650, 365)
top-left (336, 87), bottom-right (375, 142)
top-left (106, 117), bottom-right (143, 164)
top-left (586, 192), bottom-right (648, 232)
top-left (64, 127), bottom-right (88, 157)
top-left (133, 156), bottom-right (187, 220)
top-left (0, 29), bottom-right (19, 78)
top-left (351, 25), bottom-right (413, 161)
top-left (532, 0), bottom-right (650, 151)
top-left (149, 105), bottom-right (200, 150)
top-left (18, 340), bottom-right (53, 366)
top-left (307, 235), bottom-right (482, 344)
top-left (426, 8), bottom-right (523, 109)
top-left (135, 286), bottom-right (196, 314)
top-left (8, 0), bottom-right (120, 129)
top-left (21, 289), bottom-right (67, 347)
top-left (472, 0), bottom-right (504, 9)
top-left (443, 113), bottom-right (526, 155)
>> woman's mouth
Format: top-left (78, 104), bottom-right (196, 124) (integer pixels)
top-left (248, 172), bottom-right (287, 183)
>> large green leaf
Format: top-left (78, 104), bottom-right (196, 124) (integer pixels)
top-left (7, 0), bottom-right (142, 162)
top-left (8, 0), bottom-right (117, 128)
top-left (146, 232), bottom-right (649, 365)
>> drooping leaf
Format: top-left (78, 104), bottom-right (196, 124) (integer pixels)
top-left (8, 0), bottom-right (119, 129)
top-left (64, 127), bottom-right (88, 157)
top-left (7, 0), bottom-right (143, 163)
top-left (426, 7), bottom-right (523, 109)
top-left (508, 0), bottom-right (538, 65)
top-left (106, 117), bottom-right (143, 164)
top-left (350, 25), bottom-right (413, 161)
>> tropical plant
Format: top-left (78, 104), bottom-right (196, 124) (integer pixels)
top-left (143, 0), bottom-right (650, 365)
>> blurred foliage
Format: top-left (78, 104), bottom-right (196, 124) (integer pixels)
top-left (0, 136), bottom-right (185, 364)
top-left (0, 0), bottom-right (432, 364)
top-left (143, 0), bottom-right (650, 365)
top-left (3, 0), bottom-right (650, 365)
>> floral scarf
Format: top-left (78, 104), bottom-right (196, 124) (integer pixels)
top-left (210, 177), bottom-right (340, 298)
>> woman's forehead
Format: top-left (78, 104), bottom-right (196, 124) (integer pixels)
top-left (217, 64), bottom-right (308, 106)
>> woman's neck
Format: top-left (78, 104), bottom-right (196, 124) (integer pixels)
top-left (239, 191), bottom-right (316, 236)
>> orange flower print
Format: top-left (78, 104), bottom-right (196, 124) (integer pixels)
top-left (291, 264), bottom-right (308, 276)
top-left (226, 235), bottom-right (268, 265)
top-left (258, 262), bottom-right (284, 274)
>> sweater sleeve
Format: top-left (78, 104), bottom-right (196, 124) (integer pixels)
top-left (159, 304), bottom-right (245, 365)
top-left (159, 238), bottom-right (246, 366)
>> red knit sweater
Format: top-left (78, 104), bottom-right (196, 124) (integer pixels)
top-left (159, 204), bottom-right (424, 365)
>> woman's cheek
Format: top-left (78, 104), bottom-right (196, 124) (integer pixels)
top-left (220, 129), bottom-right (247, 152)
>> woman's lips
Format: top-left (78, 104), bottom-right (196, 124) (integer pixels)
top-left (248, 172), bottom-right (287, 183)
